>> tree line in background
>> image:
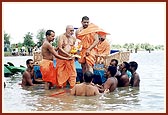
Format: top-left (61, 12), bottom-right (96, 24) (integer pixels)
top-left (111, 43), bottom-right (164, 53)
top-left (4, 29), bottom-right (58, 53)
top-left (4, 29), bottom-right (164, 54)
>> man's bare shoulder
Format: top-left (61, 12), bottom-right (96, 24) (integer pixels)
top-left (75, 83), bottom-right (84, 87)
top-left (59, 33), bottom-right (65, 38)
top-left (58, 34), bottom-right (67, 41)
top-left (23, 70), bottom-right (30, 77)
top-left (42, 40), bottom-right (52, 49)
top-left (134, 73), bottom-right (140, 79)
top-left (106, 77), bottom-right (113, 83)
top-left (42, 40), bottom-right (49, 46)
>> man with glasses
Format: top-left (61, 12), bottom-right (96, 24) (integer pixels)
top-left (95, 34), bottom-right (110, 65)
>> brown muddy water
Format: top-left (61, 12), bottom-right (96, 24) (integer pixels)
top-left (3, 51), bottom-right (166, 112)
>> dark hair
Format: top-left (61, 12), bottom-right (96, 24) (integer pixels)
top-left (26, 59), bottom-right (33, 65)
top-left (46, 30), bottom-right (55, 36)
top-left (83, 71), bottom-right (93, 83)
top-left (108, 66), bottom-right (117, 77)
top-left (82, 16), bottom-right (89, 21)
top-left (129, 61), bottom-right (138, 70)
top-left (123, 62), bottom-right (130, 71)
top-left (111, 59), bottom-right (118, 66)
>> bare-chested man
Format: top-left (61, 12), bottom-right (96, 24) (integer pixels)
top-left (70, 71), bottom-right (99, 96)
top-left (55, 25), bottom-right (77, 88)
top-left (97, 66), bottom-right (118, 93)
top-left (129, 61), bottom-right (140, 87)
top-left (40, 30), bottom-right (72, 90)
top-left (21, 59), bottom-right (34, 86)
top-left (116, 62), bottom-right (130, 87)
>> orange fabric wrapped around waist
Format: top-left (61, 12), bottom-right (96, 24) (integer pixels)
top-left (55, 59), bottom-right (77, 87)
top-left (78, 48), bottom-right (96, 67)
top-left (76, 23), bottom-right (109, 67)
top-left (40, 59), bottom-right (56, 84)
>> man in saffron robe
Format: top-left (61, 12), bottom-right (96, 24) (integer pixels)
top-left (96, 35), bottom-right (110, 64)
top-left (76, 16), bottom-right (109, 74)
top-left (40, 30), bottom-right (72, 90)
top-left (55, 25), bottom-right (77, 88)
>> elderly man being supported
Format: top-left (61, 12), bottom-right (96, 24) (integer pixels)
top-left (55, 25), bottom-right (77, 88)
top-left (40, 30), bottom-right (72, 90)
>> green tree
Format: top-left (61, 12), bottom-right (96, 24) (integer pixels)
top-left (155, 45), bottom-right (164, 50)
top-left (134, 43), bottom-right (140, 53)
top-left (54, 36), bottom-right (59, 47)
top-left (128, 43), bottom-right (134, 53)
top-left (36, 29), bottom-right (46, 47)
top-left (140, 43), bottom-right (146, 49)
top-left (4, 32), bottom-right (11, 52)
top-left (4, 32), bottom-right (11, 45)
top-left (123, 43), bottom-right (129, 51)
top-left (111, 44), bottom-right (121, 49)
top-left (23, 32), bottom-right (35, 47)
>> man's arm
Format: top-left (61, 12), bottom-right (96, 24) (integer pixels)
top-left (33, 72), bottom-right (44, 83)
top-left (94, 86), bottom-right (100, 95)
top-left (132, 74), bottom-right (140, 87)
top-left (88, 33), bottom-right (99, 51)
top-left (47, 43), bottom-right (72, 60)
top-left (86, 33), bottom-right (99, 56)
top-left (70, 85), bottom-right (76, 95)
top-left (24, 72), bottom-right (34, 86)
top-left (103, 78), bottom-right (113, 90)
top-left (121, 75), bottom-right (129, 87)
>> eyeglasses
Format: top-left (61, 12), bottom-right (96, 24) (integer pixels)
top-left (99, 38), bottom-right (105, 41)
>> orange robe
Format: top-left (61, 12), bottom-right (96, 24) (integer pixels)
top-left (77, 23), bottom-right (109, 67)
top-left (97, 40), bottom-right (110, 55)
top-left (55, 59), bottom-right (77, 88)
top-left (40, 59), bottom-right (56, 85)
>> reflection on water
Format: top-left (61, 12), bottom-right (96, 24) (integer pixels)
top-left (3, 51), bottom-right (165, 112)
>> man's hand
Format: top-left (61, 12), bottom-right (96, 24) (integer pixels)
top-left (104, 89), bottom-right (110, 94)
top-left (71, 54), bottom-right (81, 59)
top-left (86, 49), bottom-right (90, 56)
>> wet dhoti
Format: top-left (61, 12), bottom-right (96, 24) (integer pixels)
top-left (40, 59), bottom-right (56, 85)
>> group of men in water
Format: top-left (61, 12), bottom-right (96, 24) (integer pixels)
top-left (20, 16), bottom-right (140, 96)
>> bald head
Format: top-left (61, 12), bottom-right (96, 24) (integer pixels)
top-left (66, 25), bottom-right (74, 37)
top-left (66, 25), bottom-right (74, 30)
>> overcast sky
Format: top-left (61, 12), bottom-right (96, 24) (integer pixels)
top-left (2, 2), bottom-right (166, 45)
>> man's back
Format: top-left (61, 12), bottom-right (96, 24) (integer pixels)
top-left (117, 74), bottom-right (129, 87)
top-left (104, 77), bottom-right (118, 92)
top-left (130, 72), bottom-right (140, 87)
top-left (71, 83), bottom-right (99, 96)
